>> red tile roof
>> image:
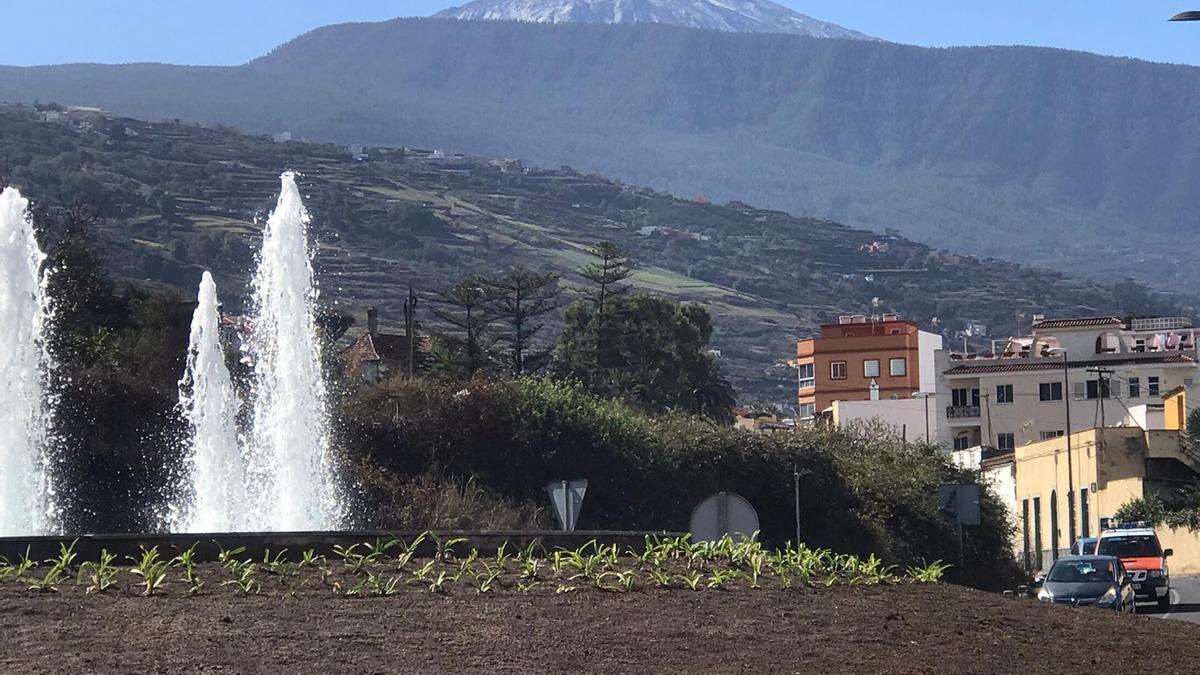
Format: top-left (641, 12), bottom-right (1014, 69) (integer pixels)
top-left (1032, 316), bottom-right (1123, 329)
top-left (944, 352), bottom-right (1195, 376)
top-left (944, 362), bottom-right (1063, 375)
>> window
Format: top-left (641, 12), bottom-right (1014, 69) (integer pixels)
top-left (1067, 489), bottom-right (1077, 547)
top-left (889, 358), bottom-right (907, 377)
top-left (1039, 382), bottom-right (1062, 401)
top-left (1128, 377), bottom-right (1140, 399)
top-left (1021, 499), bottom-right (1031, 570)
top-left (1083, 379), bottom-right (1112, 400)
top-left (1032, 496), bottom-right (1043, 570)
top-left (997, 433), bottom-right (1015, 452)
top-left (798, 402), bottom-right (816, 420)
top-left (1039, 430), bottom-right (1065, 440)
top-left (1080, 488), bottom-right (1090, 539)
top-left (952, 388), bottom-right (980, 408)
top-left (797, 363), bottom-right (815, 389)
top-left (1149, 376), bottom-right (1161, 398)
top-left (1050, 490), bottom-right (1060, 561)
top-left (953, 435), bottom-right (972, 451)
top-left (863, 359), bottom-right (880, 378)
top-left (830, 361), bottom-right (847, 380)
top-left (1098, 535), bottom-right (1162, 558)
top-left (996, 384), bottom-right (1014, 404)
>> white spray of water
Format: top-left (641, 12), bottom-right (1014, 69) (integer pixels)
top-left (244, 172), bottom-right (340, 531)
top-left (0, 187), bottom-right (55, 536)
top-left (172, 271), bottom-right (247, 532)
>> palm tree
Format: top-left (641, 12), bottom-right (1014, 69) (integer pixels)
top-left (689, 354), bottom-right (737, 426)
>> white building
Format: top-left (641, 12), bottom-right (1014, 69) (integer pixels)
top-left (831, 398), bottom-right (940, 442)
top-left (935, 316), bottom-right (1198, 452)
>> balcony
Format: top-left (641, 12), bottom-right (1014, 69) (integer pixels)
top-left (946, 405), bottom-right (981, 419)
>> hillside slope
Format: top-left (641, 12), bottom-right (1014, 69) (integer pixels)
top-left (0, 106), bottom-right (1170, 403)
top-left (1, 20), bottom-right (1198, 291)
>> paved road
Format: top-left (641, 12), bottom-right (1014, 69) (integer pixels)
top-left (1150, 575), bottom-right (1200, 623)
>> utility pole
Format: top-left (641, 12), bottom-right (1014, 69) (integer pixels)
top-left (912, 391), bottom-right (933, 443)
top-left (1087, 368), bottom-right (1115, 430)
top-left (924, 394), bottom-right (930, 442)
top-left (403, 284), bottom-right (419, 378)
top-left (793, 464), bottom-right (802, 547)
top-left (1048, 347), bottom-right (1076, 546)
top-left (982, 392), bottom-right (993, 448)
top-left (1085, 367), bottom-right (1115, 544)
top-left (1063, 354), bottom-right (1073, 543)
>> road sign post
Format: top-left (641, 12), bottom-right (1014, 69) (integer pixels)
top-left (547, 479), bottom-right (588, 531)
top-left (939, 483), bottom-right (982, 581)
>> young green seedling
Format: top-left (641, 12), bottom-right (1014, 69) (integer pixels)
top-left (222, 563), bottom-right (261, 595)
top-left (78, 549), bottom-right (119, 594)
top-left (128, 546), bottom-right (170, 596)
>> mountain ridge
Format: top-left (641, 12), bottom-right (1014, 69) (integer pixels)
top-left (0, 104), bottom-right (1170, 403)
top-left (2, 19), bottom-right (1199, 294)
top-left (433, 0), bottom-right (876, 40)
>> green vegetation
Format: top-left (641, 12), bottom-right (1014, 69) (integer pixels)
top-left (1116, 490), bottom-right (1200, 532)
top-left (0, 104), bottom-right (1173, 402)
top-left (0, 104), bottom-right (1037, 589)
top-left (343, 377), bottom-right (1017, 589)
top-left (0, 533), bottom-right (952, 598)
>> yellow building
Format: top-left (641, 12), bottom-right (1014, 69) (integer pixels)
top-left (1014, 427), bottom-right (1200, 571)
top-left (1164, 386), bottom-right (1188, 431)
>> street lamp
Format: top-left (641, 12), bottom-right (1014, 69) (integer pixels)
top-left (911, 391), bottom-right (934, 443)
top-left (1046, 347), bottom-right (1076, 546)
top-left (1169, 11), bottom-right (1200, 21)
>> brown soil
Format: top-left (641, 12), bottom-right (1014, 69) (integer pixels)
top-left (2, 566), bottom-right (1198, 674)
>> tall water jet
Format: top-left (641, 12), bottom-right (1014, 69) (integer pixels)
top-left (0, 187), bottom-right (55, 535)
top-left (244, 172), bottom-right (340, 530)
top-left (172, 271), bottom-right (247, 532)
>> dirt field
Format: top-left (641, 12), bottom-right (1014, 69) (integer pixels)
top-left (3, 577), bottom-right (1200, 674)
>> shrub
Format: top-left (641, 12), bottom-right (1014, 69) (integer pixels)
top-left (1116, 491), bottom-right (1200, 531)
top-left (336, 376), bottom-right (1018, 589)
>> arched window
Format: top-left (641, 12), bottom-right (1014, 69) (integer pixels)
top-left (1050, 490), bottom-right (1060, 561)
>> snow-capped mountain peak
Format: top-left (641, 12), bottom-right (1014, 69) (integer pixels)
top-left (433, 0), bottom-right (877, 40)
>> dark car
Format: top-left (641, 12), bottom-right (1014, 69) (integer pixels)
top-left (1036, 556), bottom-right (1136, 613)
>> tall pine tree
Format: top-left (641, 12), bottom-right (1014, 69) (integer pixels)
top-left (484, 267), bottom-right (561, 376)
top-left (430, 278), bottom-right (495, 378)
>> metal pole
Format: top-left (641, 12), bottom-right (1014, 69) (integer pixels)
top-left (404, 284), bottom-right (418, 378)
top-left (924, 394), bottom-right (930, 442)
top-left (793, 464), bottom-right (802, 546)
top-left (562, 479), bottom-right (570, 531)
top-left (982, 393), bottom-right (993, 447)
top-left (1063, 353), bottom-right (1075, 546)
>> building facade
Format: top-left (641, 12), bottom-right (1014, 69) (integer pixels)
top-left (795, 315), bottom-right (942, 422)
top-left (831, 398), bottom-right (940, 442)
top-left (935, 316), bottom-right (1199, 452)
top-left (1013, 427), bottom-right (1200, 572)
top-left (341, 308), bottom-right (429, 384)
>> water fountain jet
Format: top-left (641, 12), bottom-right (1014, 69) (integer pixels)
top-left (172, 271), bottom-right (247, 532)
top-left (243, 172), bottom-right (340, 531)
top-left (0, 186), bottom-right (56, 535)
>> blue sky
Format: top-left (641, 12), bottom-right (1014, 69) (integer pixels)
top-left (2, 1), bottom-right (1200, 67)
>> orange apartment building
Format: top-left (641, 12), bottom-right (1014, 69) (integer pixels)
top-left (796, 315), bottom-right (943, 421)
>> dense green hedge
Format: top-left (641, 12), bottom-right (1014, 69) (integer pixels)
top-left (1116, 493), bottom-right (1200, 532)
top-left (336, 377), bottom-right (1018, 589)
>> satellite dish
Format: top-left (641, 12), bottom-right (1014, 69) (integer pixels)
top-left (689, 492), bottom-right (759, 543)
